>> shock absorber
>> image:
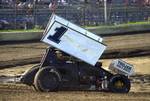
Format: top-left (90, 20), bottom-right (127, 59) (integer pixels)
top-left (101, 76), bottom-right (108, 90)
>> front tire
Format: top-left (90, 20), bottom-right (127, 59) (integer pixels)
top-left (108, 74), bottom-right (131, 93)
top-left (34, 67), bottom-right (61, 92)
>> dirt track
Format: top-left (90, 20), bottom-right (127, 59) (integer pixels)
top-left (0, 83), bottom-right (150, 101)
top-left (0, 33), bottom-right (150, 68)
top-left (0, 33), bottom-right (150, 101)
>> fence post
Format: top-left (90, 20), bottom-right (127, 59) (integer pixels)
top-left (104, 0), bottom-right (107, 24)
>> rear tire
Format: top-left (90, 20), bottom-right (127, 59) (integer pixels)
top-left (108, 74), bottom-right (131, 93)
top-left (34, 67), bottom-right (61, 92)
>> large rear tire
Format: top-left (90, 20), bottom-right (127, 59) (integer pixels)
top-left (108, 74), bottom-right (131, 93)
top-left (34, 67), bottom-right (61, 92)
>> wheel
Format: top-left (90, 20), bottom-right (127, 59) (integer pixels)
top-left (20, 64), bottom-right (40, 86)
top-left (108, 74), bottom-right (131, 93)
top-left (34, 67), bottom-right (61, 92)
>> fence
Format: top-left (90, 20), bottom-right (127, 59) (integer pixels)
top-left (0, 3), bottom-right (150, 29)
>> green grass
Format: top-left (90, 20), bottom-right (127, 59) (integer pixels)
top-left (85, 21), bottom-right (150, 34)
top-left (0, 29), bottom-right (44, 33)
top-left (86, 21), bottom-right (150, 29)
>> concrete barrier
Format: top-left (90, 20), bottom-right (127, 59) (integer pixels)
top-left (0, 24), bottom-right (150, 42)
top-left (0, 32), bottom-right (43, 42)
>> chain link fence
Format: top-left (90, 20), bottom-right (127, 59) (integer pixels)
top-left (0, 2), bottom-right (150, 30)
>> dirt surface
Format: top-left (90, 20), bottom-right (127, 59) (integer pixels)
top-left (0, 56), bottom-right (150, 101)
top-left (104, 33), bottom-right (150, 51)
top-left (0, 56), bottom-right (150, 76)
top-left (0, 83), bottom-right (150, 101)
top-left (0, 42), bottom-right (45, 62)
top-left (0, 33), bottom-right (150, 68)
top-left (0, 33), bottom-right (150, 101)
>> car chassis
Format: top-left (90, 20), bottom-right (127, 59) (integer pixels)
top-left (20, 14), bottom-right (133, 93)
